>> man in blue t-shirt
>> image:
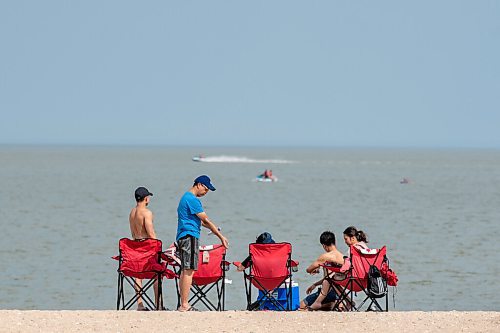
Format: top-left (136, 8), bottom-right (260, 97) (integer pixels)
top-left (176, 175), bottom-right (228, 312)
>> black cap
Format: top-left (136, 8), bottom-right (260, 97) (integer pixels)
top-left (135, 187), bottom-right (153, 201)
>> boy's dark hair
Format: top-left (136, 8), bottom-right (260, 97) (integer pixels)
top-left (320, 231), bottom-right (336, 246)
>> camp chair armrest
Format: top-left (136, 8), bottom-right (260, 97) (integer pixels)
top-left (111, 255), bottom-right (119, 261)
top-left (166, 261), bottom-right (181, 269)
top-left (162, 251), bottom-right (181, 267)
top-left (320, 263), bottom-right (342, 272)
top-left (321, 258), bottom-right (350, 272)
top-left (222, 260), bottom-right (231, 271)
top-left (164, 268), bottom-right (178, 279)
top-left (290, 260), bottom-right (299, 272)
top-left (235, 260), bottom-right (251, 270)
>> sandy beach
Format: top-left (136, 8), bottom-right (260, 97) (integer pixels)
top-left (0, 311), bottom-right (498, 333)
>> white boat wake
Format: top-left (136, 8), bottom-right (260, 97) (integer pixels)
top-left (192, 155), bottom-right (294, 164)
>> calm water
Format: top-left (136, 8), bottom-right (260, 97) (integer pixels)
top-left (1, 146), bottom-right (499, 311)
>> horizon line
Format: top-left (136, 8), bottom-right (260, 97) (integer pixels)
top-left (0, 143), bottom-right (499, 150)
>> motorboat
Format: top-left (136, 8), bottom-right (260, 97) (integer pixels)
top-left (192, 155), bottom-right (205, 162)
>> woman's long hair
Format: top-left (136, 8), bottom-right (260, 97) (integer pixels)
top-left (343, 226), bottom-right (368, 243)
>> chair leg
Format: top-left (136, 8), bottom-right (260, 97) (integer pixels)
top-left (156, 275), bottom-right (162, 311)
top-left (248, 281), bottom-right (252, 310)
top-left (174, 268), bottom-right (181, 310)
top-left (221, 280), bottom-right (225, 311)
top-left (287, 282), bottom-right (292, 311)
top-left (117, 274), bottom-right (122, 310)
top-left (244, 277), bottom-right (252, 310)
top-left (386, 291), bottom-right (389, 312)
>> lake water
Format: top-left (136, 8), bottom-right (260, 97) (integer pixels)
top-left (1, 146), bottom-right (499, 310)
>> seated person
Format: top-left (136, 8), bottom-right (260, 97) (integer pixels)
top-left (236, 232), bottom-right (275, 271)
top-left (304, 226), bottom-right (370, 311)
top-left (259, 169), bottom-right (276, 179)
top-left (300, 231), bottom-right (345, 311)
top-left (267, 169), bottom-right (276, 179)
top-left (258, 169), bottom-right (270, 179)
top-left (343, 226), bottom-right (369, 254)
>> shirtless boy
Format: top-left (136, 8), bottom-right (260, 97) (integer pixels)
top-left (301, 231), bottom-right (345, 311)
top-left (129, 186), bottom-right (158, 310)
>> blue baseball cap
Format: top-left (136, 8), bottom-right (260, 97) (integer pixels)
top-left (194, 175), bottom-right (216, 191)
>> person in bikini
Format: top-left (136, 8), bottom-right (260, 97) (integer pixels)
top-left (129, 186), bottom-right (159, 311)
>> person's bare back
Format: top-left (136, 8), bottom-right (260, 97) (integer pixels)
top-left (130, 187), bottom-right (156, 240)
top-left (129, 207), bottom-right (155, 239)
top-left (322, 248), bottom-right (344, 266)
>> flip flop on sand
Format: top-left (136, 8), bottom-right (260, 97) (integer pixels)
top-left (137, 307), bottom-right (150, 311)
top-left (177, 306), bottom-right (199, 312)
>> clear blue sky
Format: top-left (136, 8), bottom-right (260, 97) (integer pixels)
top-left (1, 1), bottom-right (499, 147)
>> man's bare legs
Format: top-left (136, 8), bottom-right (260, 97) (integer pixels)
top-left (310, 278), bottom-right (352, 311)
top-left (309, 278), bottom-right (334, 310)
top-left (178, 269), bottom-right (194, 311)
top-left (135, 278), bottom-right (146, 310)
top-left (135, 278), bottom-right (160, 310)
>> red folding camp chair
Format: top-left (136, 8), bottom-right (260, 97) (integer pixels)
top-left (241, 242), bottom-right (299, 311)
top-left (169, 244), bottom-right (230, 311)
top-left (323, 245), bottom-right (390, 312)
top-left (113, 238), bottom-right (176, 310)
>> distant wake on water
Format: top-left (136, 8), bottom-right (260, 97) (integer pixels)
top-left (193, 155), bottom-right (295, 164)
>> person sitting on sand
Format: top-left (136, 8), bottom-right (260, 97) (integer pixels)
top-left (236, 232), bottom-right (275, 271)
top-left (300, 231), bottom-right (345, 311)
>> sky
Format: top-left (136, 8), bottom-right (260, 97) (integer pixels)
top-left (1, 1), bottom-right (499, 148)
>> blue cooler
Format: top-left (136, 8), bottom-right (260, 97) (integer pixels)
top-left (257, 281), bottom-right (300, 310)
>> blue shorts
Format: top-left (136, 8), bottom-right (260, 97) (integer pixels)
top-left (303, 288), bottom-right (338, 306)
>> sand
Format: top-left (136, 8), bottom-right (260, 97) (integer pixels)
top-left (0, 311), bottom-right (499, 333)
